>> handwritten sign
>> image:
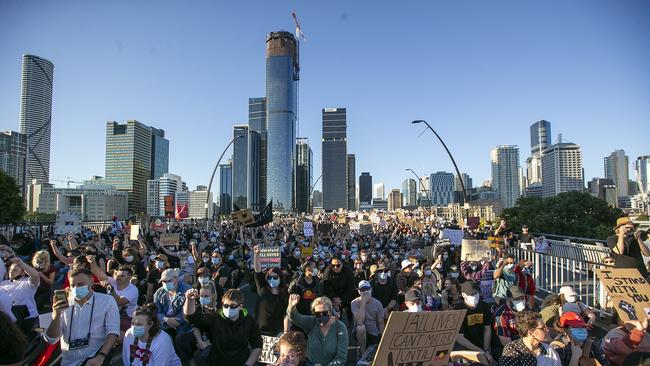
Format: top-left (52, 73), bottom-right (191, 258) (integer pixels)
top-left (480, 270), bottom-right (495, 304)
top-left (373, 309), bottom-right (467, 366)
top-left (258, 335), bottom-right (279, 364)
top-left (442, 229), bottom-right (464, 246)
top-left (160, 233), bottom-right (180, 247)
top-left (258, 247), bottom-right (281, 270)
top-left (303, 221), bottom-right (314, 237)
top-left (130, 225), bottom-right (140, 240)
top-left (596, 268), bottom-right (650, 321)
top-left (55, 212), bottom-right (82, 235)
top-left (461, 239), bottom-right (491, 262)
top-left (232, 209), bottom-right (255, 226)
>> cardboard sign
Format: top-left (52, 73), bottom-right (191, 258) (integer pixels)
top-left (461, 239), bottom-right (492, 262)
top-left (336, 226), bottom-right (350, 239)
top-left (232, 209), bottom-right (255, 226)
top-left (258, 246), bottom-right (281, 270)
top-left (467, 217), bottom-right (480, 230)
top-left (303, 221), bottom-right (314, 237)
top-left (338, 216), bottom-right (347, 224)
top-left (480, 270), bottom-right (495, 304)
top-left (317, 223), bottom-right (332, 234)
top-left (596, 268), bottom-right (650, 321)
top-left (55, 212), bottom-right (82, 235)
top-left (373, 309), bottom-right (467, 366)
top-left (442, 229), bottom-right (464, 246)
top-left (488, 236), bottom-right (504, 249)
top-left (160, 233), bottom-right (180, 247)
top-left (258, 335), bottom-right (279, 364)
top-left (130, 225), bottom-right (140, 240)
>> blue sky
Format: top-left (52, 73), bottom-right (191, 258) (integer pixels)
top-left (1, 0), bottom-right (648, 194)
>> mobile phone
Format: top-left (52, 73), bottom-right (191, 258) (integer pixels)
top-left (54, 289), bottom-right (67, 302)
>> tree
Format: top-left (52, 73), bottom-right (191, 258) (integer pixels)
top-left (501, 191), bottom-right (624, 239)
top-left (23, 212), bottom-right (56, 223)
top-left (0, 171), bottom-right (26, 224)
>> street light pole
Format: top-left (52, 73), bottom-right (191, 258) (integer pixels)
top-left (405, 168), bottom-right (431, 211)
top-left (309, 173), bottom-right (323, 214)
top-left (205, 136), bottom-right (242, 228)
top-left (411, 120), bottom-right (469, 216)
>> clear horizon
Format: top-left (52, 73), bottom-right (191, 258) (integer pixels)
top-left (1, 0), bottom-right (648, 195)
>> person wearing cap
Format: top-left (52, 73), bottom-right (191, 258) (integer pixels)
top-left (370, 262), bottom-right (398, 319)
top-left (499, 311), bottom-right (560, 366)
top-left (601, 317), bottom-right (650, 366)
top-left (351, 280), bottom-right (385, 354)
top-left (606, 216), bottom-right (649, 278)
top-left (153, 268), bottom-right (192, 341)
top-left (146, 253), bottom-right (169, 302)
top-left (549, 311), bottom-right (596, 366)
top-left (403, 288), bottom-right (423, 312)
top-left (454, 281), bottom-right (493, 362)
top-left (558, 286), bottom-right (596, 327)
top-left (494, 286), bottom-right (527, 350)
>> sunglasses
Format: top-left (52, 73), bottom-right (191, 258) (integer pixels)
top-left (268, 276), bottom-right (279, 280)
top-left (222, 303), bottom-right (240, 309)
top-left (331, 264), bottom-right (341, 268)
top-left (377, 269), bottom-right (389, 273)
top-left (314, 311), bottom-right (330, 317)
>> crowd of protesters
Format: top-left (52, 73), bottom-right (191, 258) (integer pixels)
top-left (0, 213), bottom-right (648, 366)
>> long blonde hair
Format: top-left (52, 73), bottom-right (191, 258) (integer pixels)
top-left (31, 250), bottom-right (51, 269)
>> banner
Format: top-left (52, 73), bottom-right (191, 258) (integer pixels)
top-left (303, 221), bottom-right (314, 237)
top-left (259, 247), bottom-right (281, 270)
top-left (480, 270), bottom-right (495, 304)
top-left (160, 233), bottom-right (180, 247)
top-left (373, 309), bottom-right (466, 366)
top-left (55, 212), bottom-right (82, 235)
top-left (596, 268), bottom-right (650, 321)
top-left (164, 196), bottom-right (174, 218)
top-left (461, 239), bottom-right (492, 262)
top-left (442, 229), bottom-right (464, 246)
top-left (258, 335), bottom-right (279, 364)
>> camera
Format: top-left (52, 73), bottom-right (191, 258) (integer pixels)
top-left (68, 337), bottom-right (89, 349)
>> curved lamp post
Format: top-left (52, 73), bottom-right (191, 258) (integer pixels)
top-left (308, 173), bottom-right (323, 213)
top-left (405, 168), bottom-right (431, 210)
top-left (205, 135), bottom-right (243, 226)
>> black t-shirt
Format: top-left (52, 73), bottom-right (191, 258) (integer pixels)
top-left (371, 278), bottom-right (398, 308)
top-left (607, 234), bottom-right (648, 277)
top-left (455, 301), bottom-right (493, 350)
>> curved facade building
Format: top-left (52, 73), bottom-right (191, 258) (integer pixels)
top-left (19, 54), bottom-right (54, 183)
top-left (265, 31), bottom-right (299, 212)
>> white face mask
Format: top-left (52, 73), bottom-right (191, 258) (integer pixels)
top-left (566, 295), bottom-right (577, 303)
top-left (512, 300), bottom-right (526, 312)
top-left (464, 294), bottom-right (480, 307)
top-left (407, 304), bottom-right (422, 312)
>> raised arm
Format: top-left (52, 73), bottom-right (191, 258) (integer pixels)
top-left (50, 240), bottom-right (73, 265)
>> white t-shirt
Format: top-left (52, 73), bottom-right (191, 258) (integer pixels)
top-left (0, 276), bottom-right (39, 318)
top-left (107, 277), bottom-right (139, 317)
top-left (536, 343), bottom-right (562, 366)
top-left (122, 328), bottom-right (182, 366)
top-left (0, 294), bottom-right (16, 321)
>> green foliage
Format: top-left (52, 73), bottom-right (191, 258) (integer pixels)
top-left (637, 213), bottom-right (649, 222)
top-left (23, 211), bottom-right (56, 223)
top-left (0, 171), bottom-right (26, 224)
top-left (501, 191), bottom-right (624, 240)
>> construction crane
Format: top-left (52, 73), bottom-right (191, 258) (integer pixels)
top-left (291, 11), bottom-right (306, 41)
top-left (53, 177), bottom-right (82, 188)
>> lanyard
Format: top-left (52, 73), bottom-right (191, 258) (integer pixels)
top-left (129, 337), bottom-right (153, 366)
top-left (67, 295), bottom-right (96, 343)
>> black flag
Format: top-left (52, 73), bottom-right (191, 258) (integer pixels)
top-left (246, 200), bottom-right (273, 228)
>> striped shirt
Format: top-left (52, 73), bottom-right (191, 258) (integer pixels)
top-left (44, 292), bottom-right (120, 366)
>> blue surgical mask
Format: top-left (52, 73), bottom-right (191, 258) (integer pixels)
top-left (569, 328), bottom-right (588, 342)
top-left (223, 306), bottom-right (239, 319)
top-left (198, 276), bottom-right (210, 285)
top-left (155, 261), bottom-right (165, 270)
top-left (199, 297), bottom-right (212, 306)
top-left (379, 272), bottom-right (388, 280)
top-left (162, 281), bottom-right (176, 292)
top-left (133, 325), bottom-right (146, 338)
top-left (505, 264), bottom-right (515, 271)
top-left (268, 278), bottom-right (280, 288)
top-left (211, 257), bottom-right (221, 265)
top-left (71, 285), bottom-right (90, 300)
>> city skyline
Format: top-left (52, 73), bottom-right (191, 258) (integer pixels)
top-left (1, 1), bottom-right (648, 196)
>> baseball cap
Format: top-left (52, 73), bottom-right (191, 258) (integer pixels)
top-left (405, 288), bottom-right (421, 303)
top-left (358, 280), bottom-right (372, 291)
top-left (159, 268), bottom-right (179, 282)
top-left (461, 280), bottom-right (480, 295)
top-left (559, 311), bottom-right (587, 328)
top-left (196, 267), bottom-right (210, 276)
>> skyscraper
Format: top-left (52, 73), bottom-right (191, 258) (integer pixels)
top-left (150, 127), bottom-right (169, 180)
top-left (526, 120), bottom-right (552, 185)
top-left (0, 131), bottom-right (28, 196)
top-left (105, 120), bottom-right (155, 214)
top-left (19, 54), bottom-right (54, 183)
top-left (322, 107), bottom-right (348, 211)
top-left (266, 31), bottom-right (299, 212)
top-left (374, 183), bottom-right (385, 201)
top-left (402, 178), bottom-right (417, 207)
top-left (249, 97), bottom-right (267, 208)
top-left (359, 172), bottom-right (372, 206)
top-left (388, 189), bottom-right (403, 210)
top-left (146, 173), bottom-right (186, 216)
top-left (232, 125), bottom-right (249, 209)
top-left (491, 145), bottom-right (521, 208)
top-left (189, 186), bottom-right (213, 219)
top-left (429, 172), bottom-right (455, 205)
top-left (604, 149), bottom-right (629, 198)
top-left (541, 142), bottom-right (583, 197)
top-left (219, 161), bottom-right (232, 215)
top-left (635, 155), bottom-right (650, 195)
top-left (295, 138), bottom-right (312, 213)
top-left (347, 154), bottom-right (356, 210)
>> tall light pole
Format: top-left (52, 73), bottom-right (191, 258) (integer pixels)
top-left (405, 168), bottom-right (431, 210)
top-left (411, 120), bottom-right (469, 213)
top-left (205, 135), bottom-right (242, 226)
top-left (309, 173), bottom-right (323, 213)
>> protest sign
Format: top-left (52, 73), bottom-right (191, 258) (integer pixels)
top-left (480, 270), bottom-right (495, 304)
top-left (488, 236), bottom-right (504, 249)
top-left (467, 217), bottom-right (480, 230)
top-left (55, 212), bottom-right (81, 235)
top-left (350, 221), bottom-right (360, 231)
top-left (303, 221), bottom-right (314, 237)
top-left (160, 233), bottom-right (180, 247)
top-left (317, 223), bottom-right (332, 234)
top-left (258, 335), bottom-right (279, 364)
top-left (442, 229), bottom-right (464, 246)
top-left (338, 216), bottom-right (347, 224)
top-left (596, 268), bottom-right (650, 321)
top-left (436, 238), bottom-right (451, 246)
top-left (130, 225), bottom-right (140, 240)
top-left (258, 247), bottom-right (281, 270)
top-left (423, 245), bottom-right (434, 258)
top-left (461, 239), bottom-right (491, 262)
top-left (336, 226), bottom-right (350, 239)
top-left (373, 309), bottom-right (466, 366)
top-left (232, 209), bottom-right (255, 226)
top-left (359, 224), bottom-right (373, 235)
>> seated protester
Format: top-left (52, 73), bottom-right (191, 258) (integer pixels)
top-left (499, 311), bottom-right (560, 366)
top-left (441, 277), bottom-right (462, 310)
top-left (0, 256), bottom-right (40, 334)
top-left (158, 244), bottom-right (195, 285)
top-left (558, 286), bottom-right (596, 327)
top-left (184, 288), bottom-right (262, 366)
top-left (539, 294), bottom-right (562, 326)
top-left (351, 280), bottom-right (385, 355)
top-left (454, 281), bottom-right (493, 365)
top-left (196, 249), bottom-right (213, 271)
top-left (517, 260), bottom-right (536, 310)
top-left (275, 331), bottom-right (315, 366)
top-left (550, 311), bottom-right (598, 366)
top-left (110, 247), bottom-right (146, 282)
top-left (601, 318), bottom-right (650, 366)
top-left (492, 254), bottom-right (519, 305)
top-left (494, 286), bottom-right (527, 352)
top-left (89, 259), bottom-right (139, 334)
top-left (353, 258), bottom-right (369, 285)
top-left (32, 249), bottom-right (57, 313)
top-left (197, 267), bottom-right (224, 306)
top-left (288, 261), bottom-right (323, 316)
top-left (287, 294), bottom-right (348, 366)
top-left (253, 246), bottom-right (289, 336)
top-left (322, 256), bottom-right (356, 317)
top-left (370, 263), bottom-right (398, 319)
top-left (209, 251), bottom-right (233, 290)
top-left (417, 275), bottom-right (442, 311)
top-left (403, 288), bottom-right (423, 312)
top-left (223, 249), bottom-right (242, 287)
top-left (62, 256), bottom-right (104, 293)
top-left (0, 311), bottom-right (28, 365)
top-left (44, 268), bottom-right (120, 366)
top-left (287, 247), bottom-right (303, 274)
top-left (153, 269), bottom-right (192, 341)
top-left (187, 282), bottom-right (219, 364)
top-left (460, 256), bottom-right (491, 282)
top-left (122, 303), bottom-right (182, 366)
top-left (146, 254), bottom-right (169, 302)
